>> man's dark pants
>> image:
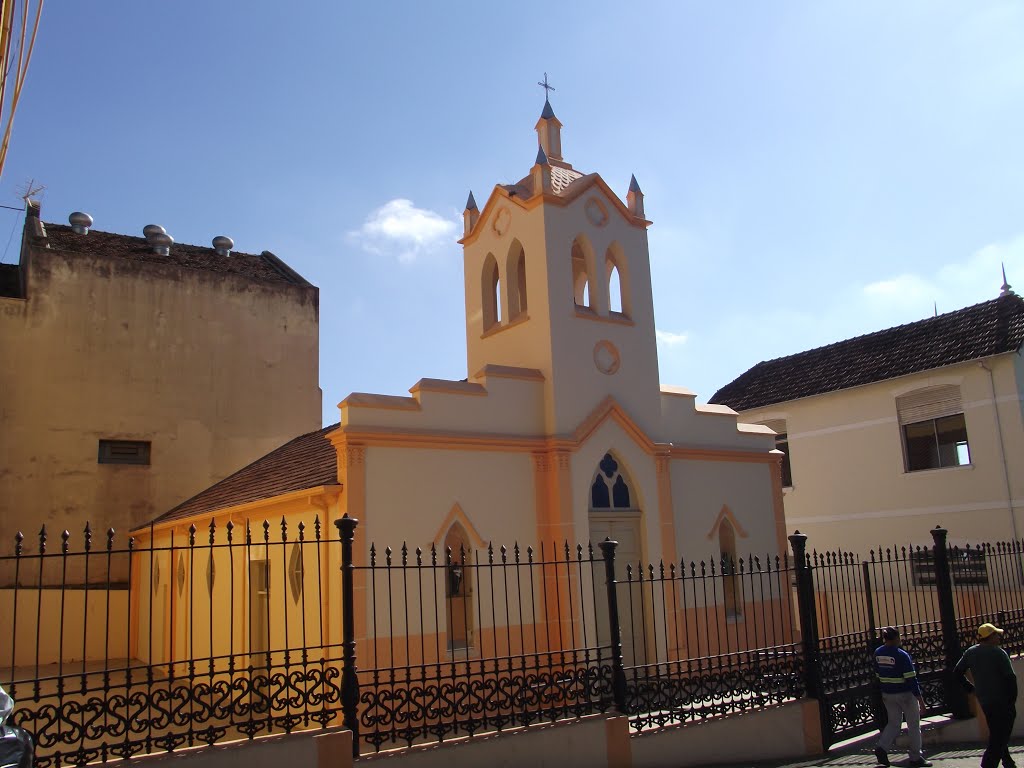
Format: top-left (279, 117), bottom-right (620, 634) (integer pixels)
top-left (981, 704), bottom-right (1016, 768)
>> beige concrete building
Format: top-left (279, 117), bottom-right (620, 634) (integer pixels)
top-left (129, 98), bottom-right (790, 669)
top-left (0, 203), bottom-right (322, 573)
top-left (711, 286), bottom-right (1024, 557)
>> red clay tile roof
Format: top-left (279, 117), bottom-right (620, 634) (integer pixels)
top-left (710, 293), bottom-right (1024, 412)
top-left (40, 223), bottom-right (311, 286)
top-left (140, 424), bottom-right (339, 529)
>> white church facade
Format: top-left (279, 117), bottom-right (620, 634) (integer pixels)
top-left (128, 97), bottom-right (788, 670)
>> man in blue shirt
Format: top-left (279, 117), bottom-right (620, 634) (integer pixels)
top-left (874, 626), bottom-right (932, 767)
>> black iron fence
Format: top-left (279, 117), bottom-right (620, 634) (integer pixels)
top-left (617, 553), bottom-right (802, 731)
top-left (793, 526), bottom-right (1024, 746)
top-left (1, 519), bottom-right (1022, 765)
top-left (2, 519), bottom-right (345, 767)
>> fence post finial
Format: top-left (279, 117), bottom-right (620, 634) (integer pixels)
top-left (334, 515), bottom-right (361, 755)
top-left (930, 525), bottom-right (970, 719)
top-left (789, 530), bottom-right (826, 733)
top-left (598, 537), bottom-right (628, 715)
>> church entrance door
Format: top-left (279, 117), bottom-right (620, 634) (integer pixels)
top-left (589, 512), bottom-right (647, 668)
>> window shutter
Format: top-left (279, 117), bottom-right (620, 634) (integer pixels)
top-left (761, 419), bottom-right (787, 435)
top-left (896, 385), bottom-right (962, 425)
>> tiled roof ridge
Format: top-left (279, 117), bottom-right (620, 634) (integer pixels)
top-left (747, 293), bottom-right (1022, 371)
top-left (141, 422), bottom-right (339, 529)
top-left (710, 292), bottom-right (1024, 411)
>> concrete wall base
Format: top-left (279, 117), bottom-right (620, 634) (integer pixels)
top-left (115, 701), bottom-right (825, 768)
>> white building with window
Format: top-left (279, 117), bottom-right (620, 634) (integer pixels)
top-left (710, 286), bottom-right (1024, 556)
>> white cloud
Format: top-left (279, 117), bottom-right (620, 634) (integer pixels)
top-left (656, 330), bottom-right (689, 347)
top-left (348, 199), bottom-right (458, 263)
top-left (863, 273), bottom-right (933, 303)
top-left (862, 234), bottom-right (1024, 313)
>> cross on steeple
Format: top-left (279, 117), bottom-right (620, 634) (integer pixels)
top-left (537, 73), bottom-right (555, 97)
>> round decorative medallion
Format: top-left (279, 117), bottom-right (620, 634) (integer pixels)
top-left (585, 197), bottom-right (608, 227)
top-left (593, 340), bottom-right (621, 375)
top-left (492, 208), bottom-right (511, 236)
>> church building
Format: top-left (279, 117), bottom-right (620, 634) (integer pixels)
top-left (130, 97), bottom-right (787, 668)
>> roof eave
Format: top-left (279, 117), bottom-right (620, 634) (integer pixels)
top-left (727, 350), bottom-right (1021, 413)
top-left (132, 484), bottom-right (343, 535)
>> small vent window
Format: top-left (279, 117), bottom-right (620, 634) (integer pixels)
top-left (98, 439), bottom-right (151, 465)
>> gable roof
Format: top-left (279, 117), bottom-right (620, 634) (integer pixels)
top-left (710, 293), bottom-right (1024, 412)
top-left (38, 223), bottom-right (312, 287)
top-left (139, 424), bottom-right (339, 529)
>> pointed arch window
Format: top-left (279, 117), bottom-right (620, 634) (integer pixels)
top-left (444, 523), bottom-right (474, 651)
top-left (506, 240), bottom-right (528, 320)
top-left (719, 519), bottom-right (741, 618)
top-left (605, 243), bottom-right (631, 317)
top-left (571, 237), bottom-right (595, 310)
top-left (481, 253), bottom-right (501, 331)
top-left (590, 453), bottom-right (634, 510)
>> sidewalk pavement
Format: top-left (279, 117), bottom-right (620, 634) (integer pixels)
top-left (716, 737), bottom-right (1022, 768)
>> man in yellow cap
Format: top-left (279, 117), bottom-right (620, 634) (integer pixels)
top-left (954, 623), bottom-right (1018, 768)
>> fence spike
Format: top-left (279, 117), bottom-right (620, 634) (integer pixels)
top-left (107, 528), bottom-right (115, 550)
top-left (61, 529), bottom-right (70, 553)
top-left (281, 516), bottom-right (288, 541)
top-left (402, 542), bottom-right (408, 566)
top-left (14, 530), bottom-right (23, 556)
top-left (83, 522), bottom-right (92, 552)
top-left (314, 515), bottom-right (322, 540)
top-left (262, 520), bottom-right (270, 542)
top-left (369, 542), bottom-right (377, 566)
top-left (298, 520), bottom-right (305, 541)
top-left (226, 520), bottom-right (234, 543)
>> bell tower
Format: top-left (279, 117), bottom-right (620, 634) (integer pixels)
top-left (459, 95), bottom-right (662, 435)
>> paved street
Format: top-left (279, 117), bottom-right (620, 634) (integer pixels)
top-left (718, 737), bottom-right (1023, 768)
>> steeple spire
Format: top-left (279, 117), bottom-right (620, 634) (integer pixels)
top-left (534, 75), bottom-right (563, 163)
top-left (627, 174), bottom-right (645, 218)
top-left (532, 143), bottom-right (552, 193)
top-left (1000, 263), bottom-right (1014, 296)
top-left (463, 191), bottom-right (479, 237)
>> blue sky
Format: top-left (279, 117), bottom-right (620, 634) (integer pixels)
top-left (3, 1), bottom-right (1022, 426)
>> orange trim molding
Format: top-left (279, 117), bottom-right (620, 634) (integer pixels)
top-left (459, 173), bottom-right (651, 246)
top-left (333, 396), bottom-right (779, 466)
top-left (480, 312), bottom-right (530, 339)
top-left (340, 392), bottom-right (420, 411)
top-left (432, 503), bottom-right (487, 550)
top-left (409, 378), bottom-right (487, 397)
top-left (705, 504), bottom-right (749, 540)
top-left (472, 364), bottom-right (545, 383)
